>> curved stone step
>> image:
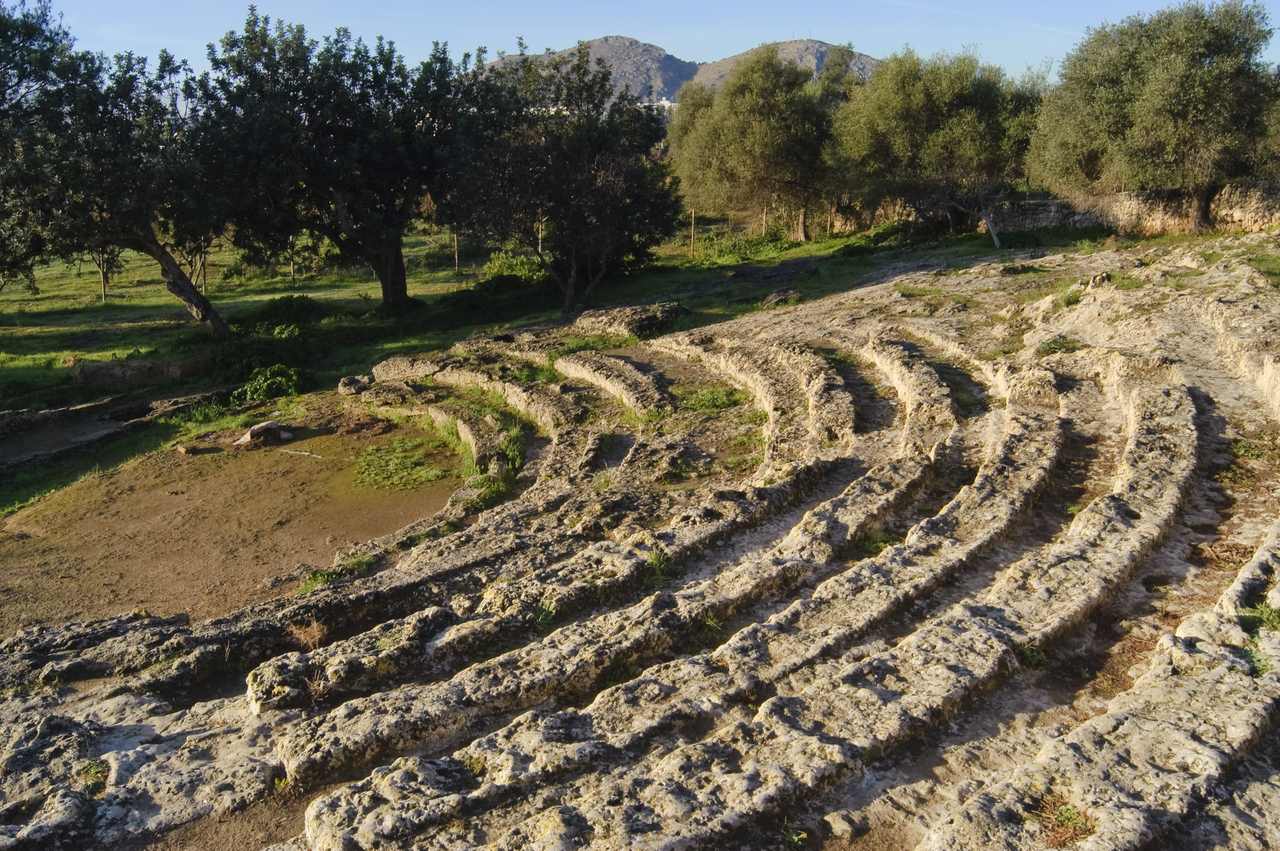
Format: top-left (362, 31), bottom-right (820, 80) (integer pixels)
top-left (1191, 297), bottom-right (1280, 420)
top-left (920, 529), bottom-right (1280, 851)
top-left (290, 366), bottom-right (1059, 850)
top-left (552, 351), bottom-right (671, 416)
top-left (482, 361), bottom-right (1195, 849)
top-left (648, 334), bottom-right (827, 471)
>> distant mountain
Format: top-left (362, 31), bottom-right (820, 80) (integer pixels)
top-left (511, 36), bottom-right (879, 102)
top-left (690, 39), bottom-right (879, 92)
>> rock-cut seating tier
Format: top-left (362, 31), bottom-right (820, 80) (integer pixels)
top-left (648, 332), bottom-right (857, 474)
top-left (551, 350), bottom-right (671, 417)
top-left (270, 332), bottom-right (947, 791)
top-left (923, 308), bottom-right (1280, 851)
top-left (290, 355), bottom-right (1065, 849)
top-left (410, 356), bottom-right (1191, 850)
top-left (922, 521), bottom-right (1280, 851)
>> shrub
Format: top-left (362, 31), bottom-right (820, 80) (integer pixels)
top-left (480, 249), bottom-right (546, 284)
top-left (232, 364), bottom-right (302, 405)
top-left (242, 294), bottom-right (331, 326)
top-left (1036, 335), bottom-right (1083, 357)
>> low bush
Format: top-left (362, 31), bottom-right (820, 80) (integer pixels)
top-left (232, 364), bottom-right (301, 405)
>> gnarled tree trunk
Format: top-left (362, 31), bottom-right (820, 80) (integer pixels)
top-left (980, 209), bottom-right (1002, 249)
top-left (373, 240), bottom-right (410, 310)
top-left (1193, 184), bottom-right (1220, 232)
top-left (133, 236), bottom-right (229, 338)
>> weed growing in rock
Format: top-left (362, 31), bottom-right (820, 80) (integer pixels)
top-left (1243, 638), bottom-right (1271, 677)
top-left (287, 618), bottom-right (328, 650)
top-left (1056, 287), bottom-right (1083, 308)
top-left (298, 553), bottom-right (380, 594)
top-left (533, 601), bottom-right (558, 634)
top-left (1032, 793), bottom-right (1096, 847)
top-left (1037, 335), bottom-right (1083, 357)
top-left (1015, 643), bottom-right (1049, 669)
top-left (76, 759), bottom-right (109, 796)
top-left (848, 527), bottom-right (897, 559)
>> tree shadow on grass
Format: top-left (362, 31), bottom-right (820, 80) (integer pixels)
top-left (0, 421), bottom-right (181, 519)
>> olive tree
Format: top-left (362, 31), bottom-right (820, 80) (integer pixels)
top-left (1029, 1), bottom-right (1275, 229)
top-left (444, 45), bottom-right (680, 313)
top-left (670, 47), bottom-right (829, 240)
top-left (0, 0), bottom-right (72, 292)
top-left (201, 11), bottom-right (464, 311)
top-left (5, 47), bottom-right (231, 332)
top-left (832, 50), bottom-right (1041, 246)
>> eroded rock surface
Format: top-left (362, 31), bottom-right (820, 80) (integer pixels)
top-left (4, 236), bottom-right (1280, 850)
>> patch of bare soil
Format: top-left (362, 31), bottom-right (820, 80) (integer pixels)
top-left (127, 795), bottom-right (308, 851)
top-left (0, 409), bottom-right (458, 634)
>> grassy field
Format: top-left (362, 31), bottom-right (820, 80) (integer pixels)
top-left (2, 219), bottom-right (1237, 518)
top-left (4, 221), bottom-right (1231, 413)
top-left (0, 231), bottom-right (496, 409)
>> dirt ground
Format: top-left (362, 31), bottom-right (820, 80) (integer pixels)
top-left (127, 792), bottom-right (317, 851)
top-left (0, 413), bottom-right (459, 635)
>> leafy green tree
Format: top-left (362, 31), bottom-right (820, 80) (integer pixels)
top-left (1029, 0), bottom-right (1275, 229)
top-left (671, 47), bottom-right (829, 240)
top-left (85, 243), bottom-right (123, 303)
top-left (0, 0), bottom-right (74, 291)
top-left (809, 43), bottom-right (862, 110)
top-left (3, 46), bottom-right (231, 333)
top-left (832, 50), bottom-right (1041, 245)
top-left (444, 45), bottom-right (680, 313)
top-left (202, 10), bottom-right (464, 311)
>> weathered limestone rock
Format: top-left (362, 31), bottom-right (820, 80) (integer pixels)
top-left (572, 302), bottom-right (682, 339)
top-left (4, 239), bottom-right (1280, 851)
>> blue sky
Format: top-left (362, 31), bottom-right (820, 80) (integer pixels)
top-left (51, 1), bottom-right (1280, 73)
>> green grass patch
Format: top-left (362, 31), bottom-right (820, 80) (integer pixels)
top-left (1240, 602), bottom-right (1280, 634)
top-left (551, 333), bottom-right (637, 357)
top-left (353, 438), bottom-right (454, 490)
top-left (1247, 254), bottom-right (1280, 287)
top-left (895, 283), bottom-right (944, 299)
top-left (509, 360), bottom-right (561, 384)
top-left (1037, 335), bottom-right (1084, 357)
top-left (672, 384), bottom-right (747, 412)
top-left (1000, 263), bottom-right (1046, 275)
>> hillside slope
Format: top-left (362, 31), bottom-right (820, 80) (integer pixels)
top-left (689, 38), bottom-right (878, 90)
top-left (501, 35), bottom-right (879, 101)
